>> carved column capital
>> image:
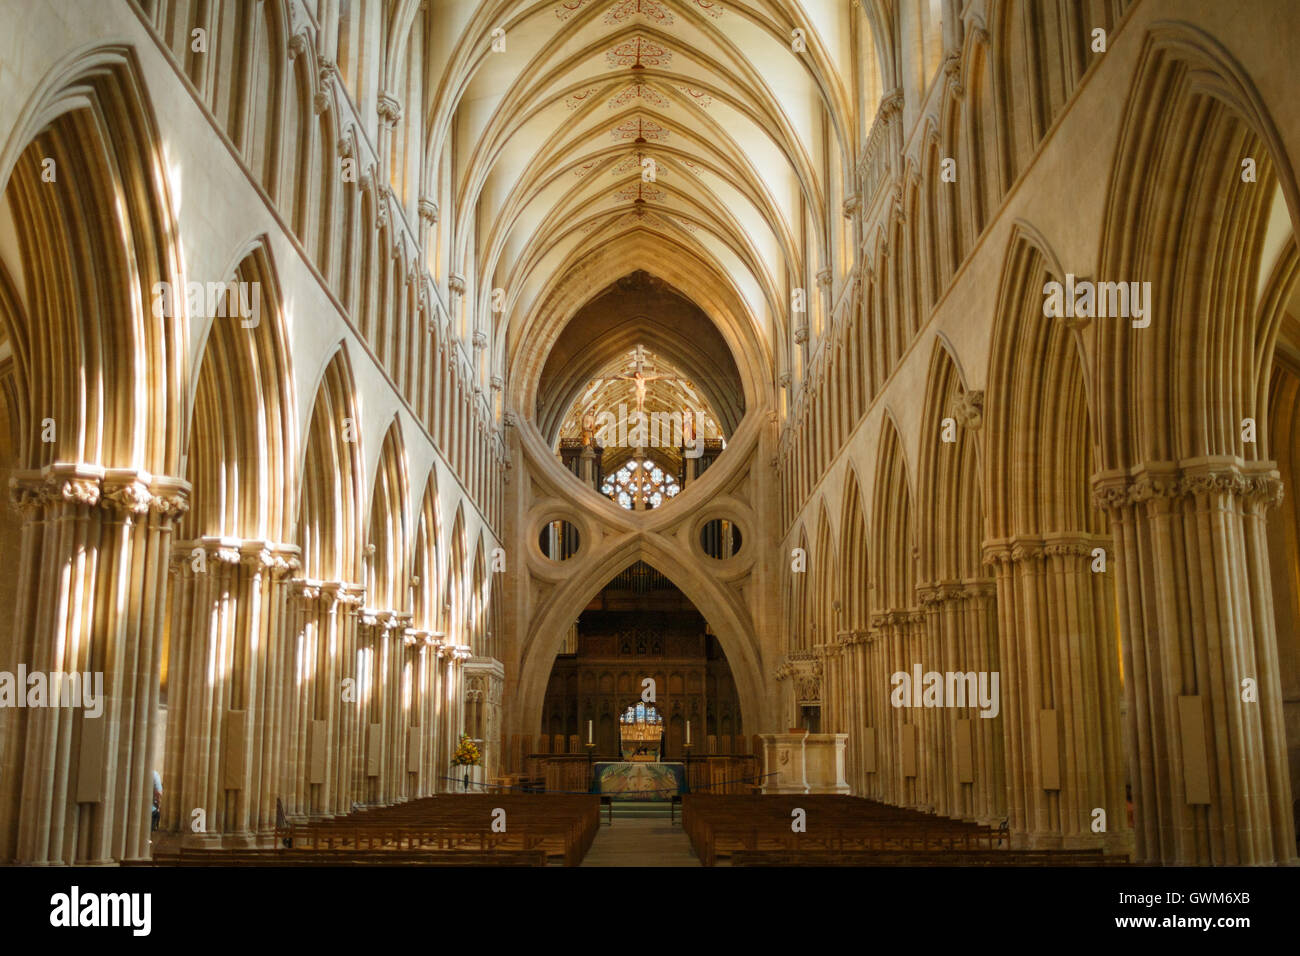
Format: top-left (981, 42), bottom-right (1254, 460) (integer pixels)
top-left (1091, 458), bottom-right (1282, 512)
top-left (418, 197), bottom-right (439, 226)
top-left (10, 464), bottom-right (191, 521)
top-left (376, 92), bottom-right (402, 127)
top-left (951, 389), bottom-right (984, 429)
top-left (943, 49), bottom-right (964, 96)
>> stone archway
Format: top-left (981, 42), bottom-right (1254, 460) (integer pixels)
top-left (512, 539), bottom-right (770, 746)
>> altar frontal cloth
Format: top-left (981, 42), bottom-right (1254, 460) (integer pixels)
top-left (592, 762), bottom-right (687, 801)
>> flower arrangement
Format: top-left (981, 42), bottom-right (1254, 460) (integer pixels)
top-left (451, 734), bottom-right (481, 767)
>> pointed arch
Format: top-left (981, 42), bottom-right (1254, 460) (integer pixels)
top-left (870, 414), bottom-right (916, 612)
top-left (1095, 24), bottom-right (1300, 468)
top-left (445, 504), bottom-right (468, 642)
top-left (985, 229), bottom-right (1100, 539)
top-left (514, 536), bottom-right (765, 741)
top-left (365, 418), bottom-right (410, 612)
top-left (470, 536), bottom-right (488, 655)
top-left (786, 523), bottom-right (810, 653)
top-left (810, 499), bottom-right (838, 653)
top-left (297, 344), bottom-right (363, 583)
top-left (0, 45), bottom-right (185, 475)
top-left (839, 466), bottom-right (869, 633)
top-left (181, 239), bottom-right (296, 543)
top-left (917, 337), bottom-right (984, 584)
top-left (983, 224), bottom-right (1123, 853)
top-left (1090, 23), bottom-right (1300, 865)
top-left (0, 43), bottom-right (188, 865)
top-left (411, 468), bottom-right (443, 632)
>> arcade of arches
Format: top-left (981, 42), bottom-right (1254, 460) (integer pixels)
top-left (0, 0), bottom-right (1298, 867)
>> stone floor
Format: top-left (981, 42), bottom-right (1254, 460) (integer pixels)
top-left (579, 817), bottom-right (702, 867)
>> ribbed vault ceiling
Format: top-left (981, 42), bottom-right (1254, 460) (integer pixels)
top-left (426, 0), bottom-right (859, 407)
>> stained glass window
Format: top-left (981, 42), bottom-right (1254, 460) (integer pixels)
top-left (600, 458), bottom-right (681, 509)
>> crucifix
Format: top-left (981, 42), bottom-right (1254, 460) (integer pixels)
top-left (614, 344), bottom-right (670, 415)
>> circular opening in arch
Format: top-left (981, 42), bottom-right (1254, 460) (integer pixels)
top-left (699, 519), bottom-right (742, 560)
top-left (538, 519), bottom-right (581, 561)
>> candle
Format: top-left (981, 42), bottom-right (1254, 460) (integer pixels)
top-left (686, 720), bottom-right (691, 746)
top-left (587, 719), bottom-right (593, 745)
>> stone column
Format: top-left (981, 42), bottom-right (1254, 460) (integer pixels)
top-left (983, 534), bottom-right (1127, 851)
top-left (0, 465), bottom-right (188, 864)
top-left (402, 630), bottom-right (439, 798)
top-left (355, 609), bottom-right (412, 807)
top-left (914, 580), bottom-right (1004, 824)
top-left (376, 92), bottom-right (401, 179)
top-left (439, 646), bottom-right (470, 791)
top-left (860, 626), bottom-right (889, 803)
top-left (869, 609), bottom-right (927, 810)
top-left (916, 585), bottom-right (952, 817)
top-left (837, 630), bottom-right (868, 794)
top-left (1094, 458), bottom-right (1297, 864)
top-left (464, 656), bottom-right (505, 780)
top-left (327, 583), bottom-right (366, 815)
top-left (962, 581), bottom-right (1005, 826)
top-left (814, 641), bottom-right (839, 734)
top-left (427, 640), bottom-right (446, 792)
top-left (282, 580), bottom-right (364, 821)
top-left (161, 537), bottom-right (299, 849)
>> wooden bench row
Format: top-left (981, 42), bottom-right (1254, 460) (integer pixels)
top-left (730, 848), bottom-right (1127, 867)
top-left (129, 848), bottom-right (546, 867)
top-left (682, 795), bottom-right (1011, 866)
top-left (276, 794), bottom-right (600, 866)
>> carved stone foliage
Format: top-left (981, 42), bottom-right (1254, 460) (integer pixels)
top-left (775, 652), bottom-right (822, 705)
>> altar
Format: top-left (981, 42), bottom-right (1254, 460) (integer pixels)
top-left (618, 701), bottom-right (664, 760)
top-left (590, 702), bottom-right (686, 800)
top-left (592, 761), bottom-right (688, 801)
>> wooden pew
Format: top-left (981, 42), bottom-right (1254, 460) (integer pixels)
top-left (129, 847), bottom-right (546, 866)
top-left (731, 848), bottom-right (1128, 866)
top-left (277, 794), bottom-right (600, 866)
top-left (682, 794), bottom-right (1014, 866)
